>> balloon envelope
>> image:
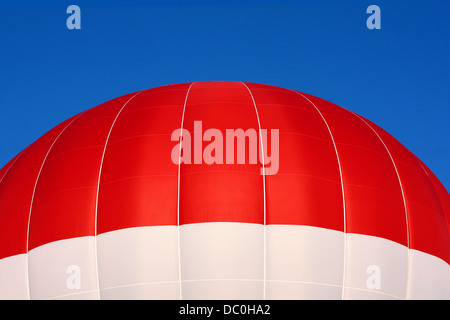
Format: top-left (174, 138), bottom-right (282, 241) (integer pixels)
top-left (0, 81), bottom-right (449, 299)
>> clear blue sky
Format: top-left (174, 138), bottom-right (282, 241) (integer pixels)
top-left (0, 0), bottom-right (449, 190)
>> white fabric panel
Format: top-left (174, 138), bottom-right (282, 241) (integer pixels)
top-left (99, 282), bottom-right (180, 300)
top-left (179, 222), bottom-right (264, 299)
top-left (266, 281), bottom-right (342, 300)
top-left (27, 236), bottom-right (99, 300)
top-left (407, 249), bottom-right (450, 299)
top-left (343, 233), bottom-right (408, 299)
top-left (266, 225), bottom-right (344, 299)
top-left (0, 253), bottom-right (29, 299)
top-left (3, 223), bottom-right (450, 299)
top-left (96, 226), bottom-right (180, 299)
top-left (182, 280), bottom-right (263, 299)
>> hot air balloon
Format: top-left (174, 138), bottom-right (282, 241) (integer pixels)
top-left (0, 81), bottom-right (449, 299)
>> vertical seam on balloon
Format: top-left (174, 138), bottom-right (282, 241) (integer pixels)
top-left (177, 82), bottom-right (195, 300)
top-left (418, 160), bottom-right (450, 235)
top-left (416, 159), bottom-right (450, 227)
top-left (0, 148), bottom-right (27, 185)
top-left (25, 113), bottom-right (85, 299)
top-left (416, 160), bottom-right (450, 266)
top-left (241, 82), bottom-right (267, 300)
top-left (292, 91), bottom-right (348, 300)
top-left (94, 91), bottom-right (144, 300)
top-left (349, 111), bottom-right (411, 299)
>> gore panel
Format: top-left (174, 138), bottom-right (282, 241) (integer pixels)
top-left (246, 83), bottom-right (344, 231)
top-left (179, 82), bottom-right (264, 225)
top-left (97, 84), bottom-right (191, 233)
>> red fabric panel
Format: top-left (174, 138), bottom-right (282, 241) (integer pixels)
top-left (179, 82), bottom-right (264, 225)
top-left (245, 83), bottom-right (344, 231)
top-left (97, 84), bottom-right (191, 234)
top-left (419, 159), bottom-right (450, 237)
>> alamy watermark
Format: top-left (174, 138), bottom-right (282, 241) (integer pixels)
top-left (170, 121), bottom-right (280, 175)
top-left (366, 5), bottom-right (381, 30)
top-left (66, 5), bottom-right (380, 31)
top-left (366, 264), bottom-right (381, 290)
top-left (66, 5), bottom-right (81, 30)
top-left (66, 264), bottom-right (81, 290)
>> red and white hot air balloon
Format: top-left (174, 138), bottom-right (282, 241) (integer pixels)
top-left (0, 81), bottom-right (449, 299)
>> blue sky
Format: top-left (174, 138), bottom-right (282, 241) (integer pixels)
top-left (0, 0), bottom-right (449, 190)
